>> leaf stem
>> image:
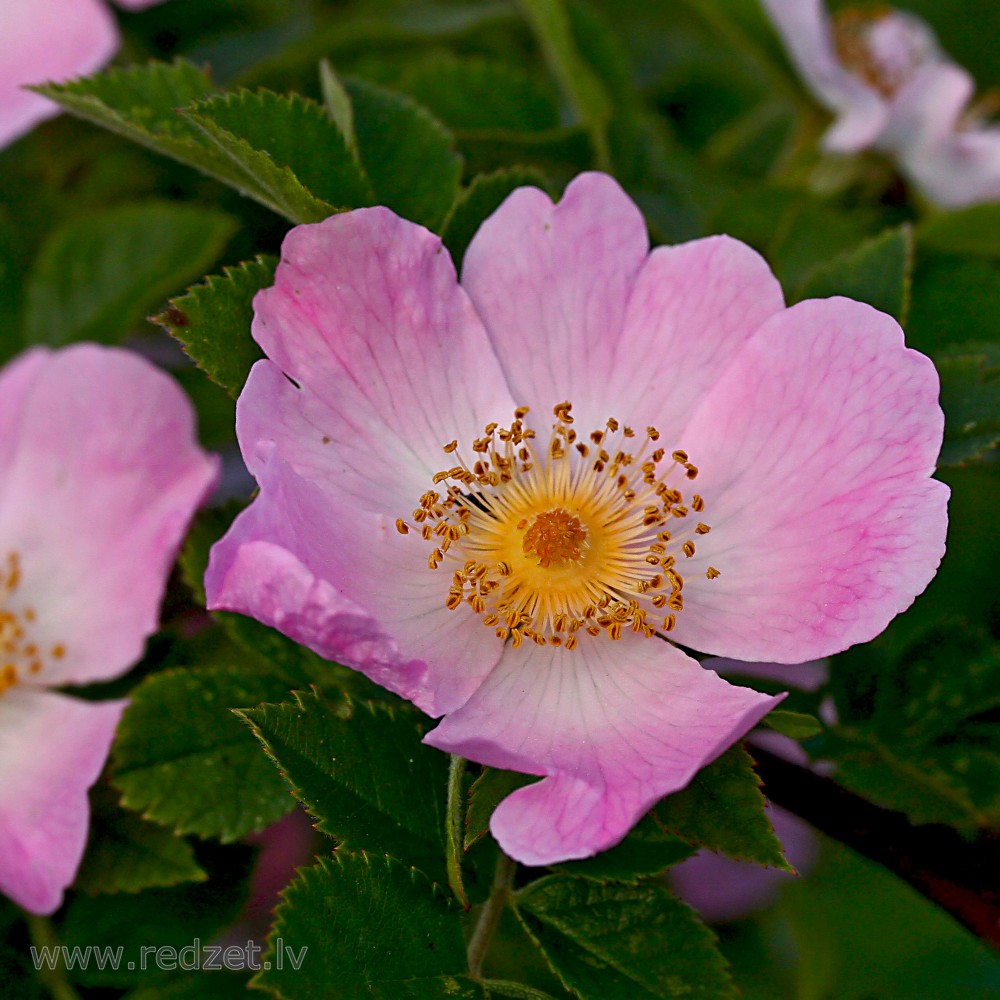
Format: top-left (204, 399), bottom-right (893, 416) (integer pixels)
top-left (446, 754), bottom-right (470, 910)
top-left (24, 913), bottom-right (83, 1000)
top-left (467, 848), bottom-right (518, 978)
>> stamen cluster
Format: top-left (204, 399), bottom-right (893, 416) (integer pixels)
top-left (396, 403), bottom-right (720, 650)
top-left (0, 552), bottom-right (65, 695)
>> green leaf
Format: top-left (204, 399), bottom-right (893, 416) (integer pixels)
top-left (794, 225), bottom-right (913, 324)
top-left (442, 168), bottom-right (550, 271)
top-left (483, 983), bottom-right (561, 1000)
top-left (319, 59), bottom-right (359, 157)
top-left (466, 767), bottom-right (536, 850)
top-left (155, 255), bottom-right (275, 398)
top-left (347, 77), bottom-right (462, 231)
top-left (240, 690), bottom-right (449, 878)
top-left (827, 618), bottom-right (1000, 828)
top-left (554, 815), bottom-right (696, 883)
top-left (907, 252), bottom-right (1000, 356)
top-left (763, 709), bottom-right (824, 739)
top-left (112, 665), bottom-right (297, 842)
top-left (936, 343), bottom-right (1000, 466)
top-left (710, 187), bottom-right (880, 291)
top-left (653, 745), bottom-right (791, 870)
top-left (75, 786), bottom-right (205, 896)
top-left (396, 55), bottom-right (560, 133)
top-left (183, 89), bottom-right (375, 219)
top-left (514, 875), bottom-right (735, 1000)
top-left (918, 203), bottom-right (1000, 256)
top-left (59, 846), bottom-right (252, 988)
top-left (22, 201), bottom-right (235, 346)
top-left (37, 62), bottom-right (364, 223)
top-left (516, 0), bottom-right (612, 167)
top-left (255, 853), bottom-right (486, 999)
top-left (34, 59), bottom-right (216, 149)
top-left (124, 971), bottom-right (252, 999)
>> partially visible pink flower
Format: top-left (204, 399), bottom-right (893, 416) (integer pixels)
top-left (206, 172), bottom-right (948, 867)
top-left (0, 345), bottom-right (217, 914)
top-left (0, 0), bottom-right (169, 150)
top-left (762, 0), bottom-right (1000, 207)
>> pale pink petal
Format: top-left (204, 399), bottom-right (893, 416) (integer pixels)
top-left (885, 63), bottom-right (1000, 207)
top-left (0, 0), bottom-right (118, 149)
top-left (0, 689), bottom-right (125, 914)
top-left (603, 236), bottom-right (785, 435)
top-left (911, 127), bottom-right (1000, 207)
top-left (881, 62), bottom-right (973, 155)
top-left (424, 637), bottom-right (782, 865)
top-left (460, 172), bottom-right (649, 432)
top-left (206, 390), bottom-right (502, 716)
top-left (251, 208), bottom-right (515, 509)
top-left (0, 345), bottom-right (218, 686)
top-left (669, 297), bottom-right (949, 663)
top-left (760, 0), bottom-right (889, 152)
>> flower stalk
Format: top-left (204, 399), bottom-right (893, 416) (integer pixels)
top-left (467, 849), bottom-right (518, 978)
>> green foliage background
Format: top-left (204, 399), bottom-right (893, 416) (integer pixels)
top-left (2, 1), bottom-right (999, 998)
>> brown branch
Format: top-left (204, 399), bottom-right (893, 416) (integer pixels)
top-left (752, 746), bottom-right (1000, 951)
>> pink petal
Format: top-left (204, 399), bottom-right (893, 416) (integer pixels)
top-left (669, 297), bottom-right (949, 663)
top-left (760, 0), bottom-right (889, 152)
top-left (460, 172), bottom-right (649, 432)
top-left (206, 388), bottom-right (502, 716)
top-left (604, 235), bottom-right (785, 435)
top-left (0, 345), bottom-right (218, 686)
top-left (424, 637), bottom-right (781, 866)
top-left (250, 208), bottom-right (516, 509)
top-left (0, 689), bottom-right (126, 914)
top-left (0, 0), bottom-right (118, 149)
top-left (885, 63), bottom-right (1000, 208)
top-left (913, 127), bottom-right (1000, 207)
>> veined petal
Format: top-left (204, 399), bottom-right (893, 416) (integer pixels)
top-left (0, 689), bottom-right (125, 914)
top-left (206, 437), bottom-right (502, 717)
top-left (0, 345), bottom-right (218, 687)
top-left (0, 0), bottom-right (118, 149)
top-left (606, 235), bottom-right (785, 435)
top-left (424, 637), bottom-right (781, 865)
top-left (0, 348), bottom-right (50, 480)
top-left (671, 297), bottom-right (949, 663)
top-left (760, 0), bottom-right (889, 152)
top-left (251, 208), bottom-right (515, 507)
top-left (461, 172), bottom-right (649, 432)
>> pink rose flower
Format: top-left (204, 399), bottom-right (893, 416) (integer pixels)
top-left (0, 0), bottom-right (168, 150)
top-left (206, 172), bottom-right (948, 866)
top-left (0, 344), bottom-right (218, 914)
top-left (762, 0), bottom-right (1000, 207)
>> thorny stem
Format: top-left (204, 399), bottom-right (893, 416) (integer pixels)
top-left (24, 913), bottom-right (83, 1000)
top-left (446, 754), bottom-right (470, 910)
top-left (467, 849), bottom-right (518, 978)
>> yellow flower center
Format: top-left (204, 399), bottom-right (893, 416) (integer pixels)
top-left (0, 551), bottom-right (66, 696)
top-left (397, 403), bottom-right (720, 650)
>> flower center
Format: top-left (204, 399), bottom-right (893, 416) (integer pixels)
top-left (522, 508), bottom-right (588, 567)
top-left (0, 551), bottom-right (65, 697)
top-left (833, 6), bottom-right (940, 98)
top-left (398, 403), bottom-right (721, 650)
